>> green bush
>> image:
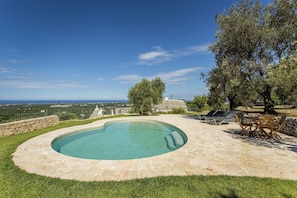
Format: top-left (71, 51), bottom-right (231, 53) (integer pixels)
top-left (55, 112), bottom-right (77, 121)
top-left (171, 108), bottom-right (186, 114)
top-left (186, 103), bottom-right (199, 112)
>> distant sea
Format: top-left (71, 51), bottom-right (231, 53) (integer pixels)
top-left (0, 100), bottom-right (128, 105)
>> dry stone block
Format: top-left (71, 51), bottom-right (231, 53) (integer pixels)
top-left (281, 118), bottom-right (297, 137)
top-left (0, 115), bottom-right (59, 138)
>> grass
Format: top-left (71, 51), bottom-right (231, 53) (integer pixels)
top-left (236, 105), bottom-right (297, 117)
top-left (1, 116), bottom-right (297, 197)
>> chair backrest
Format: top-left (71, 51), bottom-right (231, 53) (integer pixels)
top-left (275, 115), bottom-right (287, 131)
top-left (234, 114), bottom-right (240, 123)
top-left (213, 111), bottom-right (225, 117)
top-left (225, 111), bottom-right (237, 119)
top-left (206, 110), bottom-right (216, 116)
top-left (278, 115), bottom-right (287, 125)
top-left (234, 114), bottom-right (244, 128)
top-left (259, 115), bottom-right (275, 129)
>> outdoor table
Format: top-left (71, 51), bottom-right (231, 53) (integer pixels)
top-left (243, 114), bottom-right (260, 136)
top-left (253, 115), bottom-right (282, 139)
top-left (247, 113), bottom-right (261, 118)
top-left (236, 113), bottom-right (283, 140)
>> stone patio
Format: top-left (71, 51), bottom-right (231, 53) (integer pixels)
top-left (13, 114), bottom-right (297, 181)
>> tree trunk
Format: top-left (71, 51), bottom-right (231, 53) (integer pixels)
top-left (227, 95), bottom-right (236, 110)
top-left (261, 85), bottom-right (277, 114)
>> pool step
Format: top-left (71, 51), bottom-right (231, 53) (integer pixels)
top-left (165, 131), bottom-right (184, 150)
top-left (165, 134), bottom-right (176, 149)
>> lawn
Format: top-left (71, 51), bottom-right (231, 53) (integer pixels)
top-left (1, 117), bottom-right (297, 197)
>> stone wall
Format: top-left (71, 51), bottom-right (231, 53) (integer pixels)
top-left (114, 107), bottom-right (131, 115)
top-left (0, 115), bottom-right (59, 138)
top-left (281, 118), bottom-right (297, 137)
top-left (153, 99), bottom-right (188, 113)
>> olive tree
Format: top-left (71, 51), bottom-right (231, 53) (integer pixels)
top-left (268, 53), bottom-right (297, 105)
top-left (128, 77), bottom-right (165, 115)
top-left (192, 95), bottom-right (208, 111)
top-left (206, 60), bottom-right (257, 110)
top-left (209, 0), bottom-right (297, 114)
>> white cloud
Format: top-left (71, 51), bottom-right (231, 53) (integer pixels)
top-left (173, 44), bottom-right (209, 57)
top-left (0, 64), bottom-right (89, 89)
top-left (114, 67), bottom-right (202, 85)
top-left (113, 74), bottom-right (143, 84)
top-left (53, 80), bottom-right (89, 88)
top-left (0, 66), bottom-right (15, 74)
top-left (2, 47), bottom-right (18, 53)
top-left (158, 67), bottom-right (202, 79)
top-left (97, 77), bottom-right (105, 81)
top-left (138, 46), bottom-right (172, 65)
top-left (0, 79), bottom-right (89, 89)
top-left (0, 80), bottom-right (48, 89)
top-left (138, 44), bottom-right (209, 65)
top-left (0, 66), bottom-right (34, 80)
top-left (8, 59), bottom-right (30, 64)
top-left (157, 67), bottom-right (202, 85)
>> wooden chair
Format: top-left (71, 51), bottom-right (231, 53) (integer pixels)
top-left (256, 115), bottom-right (282, 139)
top-left (234, 114), bottom-right (253, 135)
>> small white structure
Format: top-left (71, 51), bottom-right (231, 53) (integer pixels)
top-left (89, 105), bottom-right (103, 118)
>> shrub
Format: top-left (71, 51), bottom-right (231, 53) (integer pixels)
top-left (55, 112), bottom-right (77, 121)
top-left (171, 108), bottom-right (186, 114)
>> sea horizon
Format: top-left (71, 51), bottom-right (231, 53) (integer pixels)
top-left (0, 99), bottom-right (128, 105)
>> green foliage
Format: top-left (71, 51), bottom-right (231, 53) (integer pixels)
top-left (192, 95), bottom-right (208, 111)
top-left (0, 104), bottom-right (48, 123)
top-left (151, 77), bottom-right (166, 105)
top-left (206, 60), bottom-right (257, 110)
top-left (55, 112), bottom-right (77, 121)
top-left (186, 103), bottom-right (200, 112)
top-left (171, 108), bottom-right (186, 114)
top-left (209, 0), bottom-right (297, 113)
top-left (0, 102), bottom-right (129, 123)
top-left (0, 115), bottom-right (14, 123)
top-left (271, 91), bottom-right (281, 105)
top-left (128, 77), bottom-right (165, 114)
top-left (268, 54), bottom-right (297, 105)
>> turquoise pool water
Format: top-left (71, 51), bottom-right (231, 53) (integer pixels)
top-left (51, 120), bottom-right (187, 160)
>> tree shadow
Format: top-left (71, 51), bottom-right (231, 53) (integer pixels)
top-left (223, 128), bottom-right (297, 153)
top-left (287, 146), bottom-right (297, 153)
top-left (182, 114), bottom-right (201, 120)
top-left (182, 114), bottom-right (297, 153)
top-left (209, 189), bottom-right (239, 198)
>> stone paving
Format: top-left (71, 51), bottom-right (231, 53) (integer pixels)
top-left (13, 115), bottom-right (297, 181)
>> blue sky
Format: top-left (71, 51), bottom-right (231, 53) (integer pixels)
top-left (0, 0), bottom-right (270, 101)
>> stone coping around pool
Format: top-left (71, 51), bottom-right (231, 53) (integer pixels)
top-left (13, 115), bottom-right (297, 181)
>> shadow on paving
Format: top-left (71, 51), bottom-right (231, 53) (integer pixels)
top-left (182, 114), bottom-right (297, 153)
top-left (223, 129), bottom-right (297, 153)
top-left (183, 115), bottom-right (201, 120)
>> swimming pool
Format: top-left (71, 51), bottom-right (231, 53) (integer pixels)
top-left (52, 120), bottom-right (187, 160)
